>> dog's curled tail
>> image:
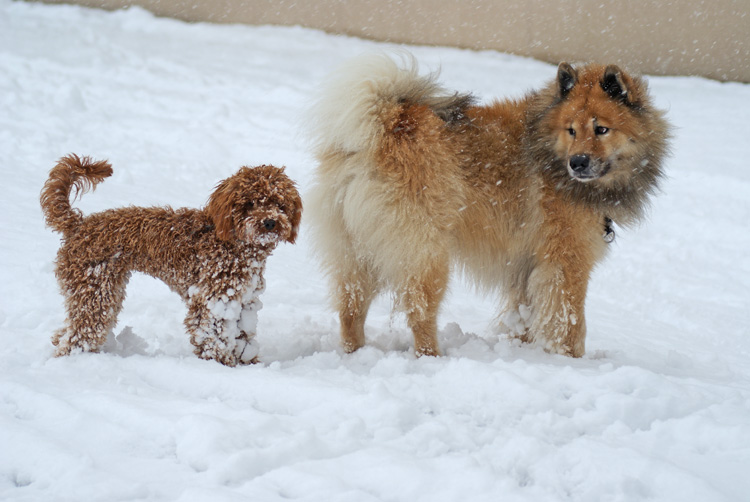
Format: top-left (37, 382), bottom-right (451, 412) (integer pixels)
top-left (40, 154), bottom-right (113, 235)
top-left (306, 52), bottom-right (474, 156)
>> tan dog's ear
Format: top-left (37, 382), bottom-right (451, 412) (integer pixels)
top-left (601, 65), bottom-right (628, 101)
top-left (206, 176), bottom-right (237, 241)
top-left (557, 62), bottom-right (578, 98)
top-left (601, 65), bottom-right (644, 108)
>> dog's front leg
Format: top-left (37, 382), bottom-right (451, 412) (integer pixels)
top-left (526, 195), bottom-right (605, 357)
top-left (233, 279), bottom-right (264, 364)
top-left (526, 261), bottom-right (589, 357)
top-left (184, 286), bottom-right (257, 366)
top-left (185, 294), bottom-right (233, 366)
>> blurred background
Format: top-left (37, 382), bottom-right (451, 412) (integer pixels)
top-left (33, 0), bottom-right (749, 82)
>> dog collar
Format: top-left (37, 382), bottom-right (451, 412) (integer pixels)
top-left (603, 217), bottom-right (615, 243)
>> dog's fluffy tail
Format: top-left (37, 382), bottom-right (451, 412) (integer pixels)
top-left (40, 154), bottom-right (113, 235)
top-left (307, 52), bottom-right (474, 156)
top-left (306, 52), bottom-right (475, 286)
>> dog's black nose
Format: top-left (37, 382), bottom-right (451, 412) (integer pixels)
top-left (569, 154), bottom-right (590, 172)
top-left (263, 219), bottom-right (276, 231)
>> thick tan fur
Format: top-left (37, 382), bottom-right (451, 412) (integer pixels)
top-left (41, 154), bottom-right (302, 365)
top-left (307, 54), bottom-right (670, 357)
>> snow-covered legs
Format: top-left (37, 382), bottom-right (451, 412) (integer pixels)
top-left (185, 283), bottom-right (262, 366)
top-left (52, 262), bottom-right (129, 356)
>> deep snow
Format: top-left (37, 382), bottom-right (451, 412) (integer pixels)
top-left (1, 1), bottom-right (749, 501)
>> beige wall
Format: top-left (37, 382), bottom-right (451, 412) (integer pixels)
top-left (36, 0), bottom-right (750, 82)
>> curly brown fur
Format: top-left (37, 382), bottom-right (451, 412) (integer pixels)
top-left (307, 54), bottom-right (671, 358)
top-left (41, 154), bottom-right (302, 366)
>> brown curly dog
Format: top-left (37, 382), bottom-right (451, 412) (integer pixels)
top-left (41, 154), bottom-right (302, 366)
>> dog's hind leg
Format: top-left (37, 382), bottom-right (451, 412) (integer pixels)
top-left (335, 262), bottom-right (379, 353)
top-left (398, 256), bottom-right (450, 357)
top-left (53, 261), bottom-right (129, 356)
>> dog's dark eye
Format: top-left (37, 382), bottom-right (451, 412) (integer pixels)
top-left (595, 126), bottom-right (610, 135)
top-left (567, 128), bottom-right (576, 136)
top-left (244, 202), bottom-right (254, 212)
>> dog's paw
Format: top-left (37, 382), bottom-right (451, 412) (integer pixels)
top-left (234, 336), bottom-right (260, 364)
top-left (414, 344), bottom-right (441, 358)
top-left (542, 338), bottom-right (585, 358)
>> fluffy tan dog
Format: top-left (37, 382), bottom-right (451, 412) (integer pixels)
top-left (41, 154), bottom-right (302, 365)
top-left (306, 53), bottom-right (670, 357)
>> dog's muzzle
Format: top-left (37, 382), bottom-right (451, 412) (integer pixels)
top-left (243, 211), bottom-right (290, 246)
top-left (567, 154), bottom-right (610, 182)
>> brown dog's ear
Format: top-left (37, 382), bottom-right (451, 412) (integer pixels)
top-left (288, 193), bottom-right (303, 244)
top-left (206, 177), bottom-right (236, 241)
top-left (557, 62), bottom-right (578, 98)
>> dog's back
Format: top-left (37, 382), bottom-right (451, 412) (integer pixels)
top-left (55, 205), bottom-right (213, 289)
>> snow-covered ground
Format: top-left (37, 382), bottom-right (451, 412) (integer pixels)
top-left (1, 1), bottom-right (749, 500)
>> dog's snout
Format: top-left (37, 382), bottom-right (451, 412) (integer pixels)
top-left (263, 219), bottom-right (276, 231)
top-left (569, 154), bottom-right (590, 173)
